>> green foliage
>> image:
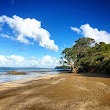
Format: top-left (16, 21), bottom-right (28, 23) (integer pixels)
top-left (55, 65), bottom-right (70, 69)
top-left (61, 37), bottom-right (110, 74)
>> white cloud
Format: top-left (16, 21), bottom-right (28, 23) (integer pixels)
top-left (40, 55), bottom-right (59, 67)
top-left (0, 55), bottom-right (59, 68)
top-left (70, 27), bottom-right (81, 33)
top-left (0, 15), bottom-right (58, 51)
top-left (0, 34), bottom-right (14, 40)
top-left (71, 24), bottom-right (110, 44)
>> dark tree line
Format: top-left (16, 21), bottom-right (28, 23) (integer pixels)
top-left (61, 38), bottom-right (110, 74)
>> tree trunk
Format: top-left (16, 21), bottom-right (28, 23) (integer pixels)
top-left (69, 63), bottom-right (74, 73)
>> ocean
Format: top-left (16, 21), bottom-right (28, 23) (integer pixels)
top-left (0, 67), bottom-right (69, 83)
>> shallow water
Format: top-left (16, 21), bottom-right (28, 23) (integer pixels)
top-left (0, 67), bottom-right (68, 83)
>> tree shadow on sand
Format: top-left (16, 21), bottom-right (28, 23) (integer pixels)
top-left (77, 72), bottom-right (110, 78)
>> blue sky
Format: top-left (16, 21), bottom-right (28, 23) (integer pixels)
top-left (0, 0), bottom-right (110, 67)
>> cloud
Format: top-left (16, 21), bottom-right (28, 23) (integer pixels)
top-left (40, 55), bottom-right (59, 67)
top-left (70, 27), bottom-right (81, 33)
top-left (71, 24), bottom-right (110, 44)
top-left (11, 0), bottom-right (14, 5)
top-left (0, 55), bottom-right (59, 68)
top-left (0, 34), bottom-right (14, 40)
top-left (0, 15), bottom-right (58, 51)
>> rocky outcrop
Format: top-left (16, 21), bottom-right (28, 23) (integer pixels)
top-left (7, 71), bottom-right (26, 75)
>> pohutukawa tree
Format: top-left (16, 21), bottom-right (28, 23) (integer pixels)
top-left (61, 37), bottom-right (110, 74)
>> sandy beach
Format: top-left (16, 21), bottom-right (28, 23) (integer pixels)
top-left (0, 73), bottom-right (110, 110)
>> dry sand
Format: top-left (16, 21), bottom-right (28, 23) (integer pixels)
top-left (0, 73), bottom-right (110, 110)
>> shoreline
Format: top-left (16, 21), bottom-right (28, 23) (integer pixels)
top-left (0, 70), bottom-right (61, 84)
top-left (0, 74), bottom-right (60, 91)
top-left (0, 73), bottom-right (110, 110)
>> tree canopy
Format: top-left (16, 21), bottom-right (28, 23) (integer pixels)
top-left (62, 37), bottom-right (110, 74)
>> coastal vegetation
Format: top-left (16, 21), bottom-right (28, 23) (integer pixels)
top-left (61, 37), bottom-right (110, 74)
top-left (55, 65), bottom-right (70, 69)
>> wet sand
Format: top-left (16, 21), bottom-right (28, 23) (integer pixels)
top-left (0, 73), bottom-right (110, 110)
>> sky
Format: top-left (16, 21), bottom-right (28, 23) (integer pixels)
top-left (0, 0), bottom-right (110, 67)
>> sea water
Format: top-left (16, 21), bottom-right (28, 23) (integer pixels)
top-left (0, 67), bottom-right (60, 83)
top-left (0, 67), bottom-right (69, 83)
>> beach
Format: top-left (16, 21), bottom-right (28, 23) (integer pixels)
top-left (0, 73), bottom-right (110, 110)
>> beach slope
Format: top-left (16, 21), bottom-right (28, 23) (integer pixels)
top-left (0, 73), bottom-right (110, 110)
